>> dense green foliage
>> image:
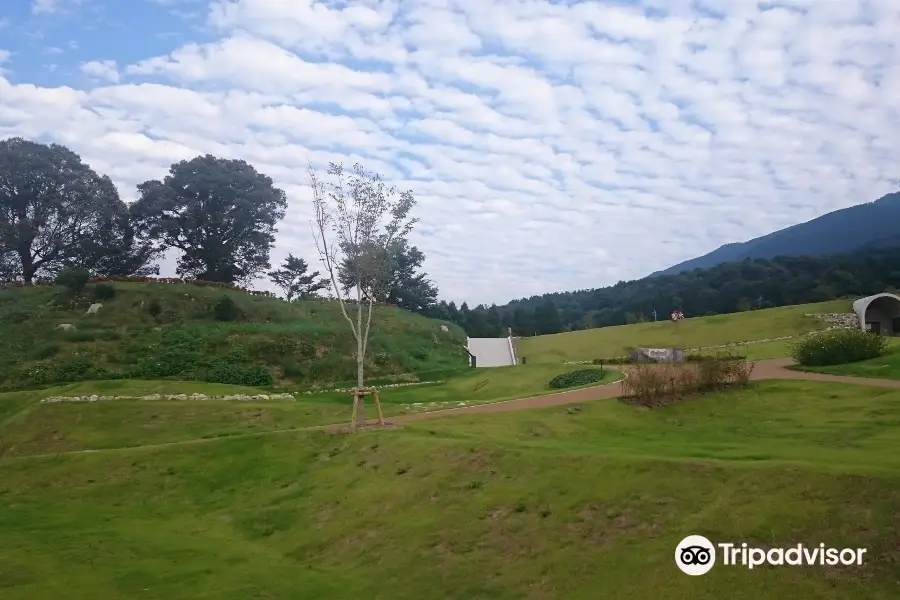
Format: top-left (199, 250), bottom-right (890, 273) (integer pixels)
top-left (268, 254), bottom-right (328, 301)
top-left (789, 328), bottom-right (888, 366)
top-left (0, 281), bottom-right (468, 391)
top-left (434, 246), bottom-right (900, 337)
top-left (131, 154), bottom-right (288, 284)
top-left (0, 138), bottom-right (160, 283)
top-left (547, 368), bottom-right (606, 389)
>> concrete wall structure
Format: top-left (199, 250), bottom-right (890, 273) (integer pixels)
top-left (852, 293), bottom-right (900, 334)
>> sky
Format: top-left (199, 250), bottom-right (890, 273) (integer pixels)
top-left (1, 0), bottom-right (899, 306)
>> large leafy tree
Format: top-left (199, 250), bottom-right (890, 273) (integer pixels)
top-left (0, 137), bottom-right (124, 282)
top-left (339, 239), bottom-right (438, 315)
top-left (268, 253), bottom-right (328, 301)
top-left (309, 162), bottom-right (416, 429)
top-left (65, 202), bottom-right (160, 277)
top-left (132, 155), bottom-right (287, 284)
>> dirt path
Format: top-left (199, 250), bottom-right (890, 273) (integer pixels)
top-left (8, 358), bottom-right (900, 460)
top-left (342, 358), bottom-right (900, 429)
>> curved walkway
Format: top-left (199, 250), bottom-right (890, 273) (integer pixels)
top-left (355, 357), bottom-right (900, 428)
top-left (8, 358), bottom-right (900, 459)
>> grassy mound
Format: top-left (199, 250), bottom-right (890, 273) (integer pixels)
top-left (0, 364), bottom-right (619, 457)
top-left (1, 380), bottom-right (899, 598)
top-left (519, 299), bottom-right (852, 363)
top-left (0, 282), bottom-right (468, 390)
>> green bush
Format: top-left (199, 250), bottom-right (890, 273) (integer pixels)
top-left (31, 342), bottom-right (60, 360)
top-left (62, 330), bottom-right (97, 343)
top-left (146, 298), bottom-right (163, 318)
top-left (790, 328), bottom-right (888, 366)
top-left (206, 361), bottom-right (273, 387)
top-left (278, 357), bottom-right (307, 379)
top-left (91, 282), bottom-right (117, 300)
top-left (592, 357), bottom-right (629, 365)
top-left (55, 267), bottom-right (90, 294)
top-left (213, 295), bottom-right (241, 322)
top-left (548, 368), bottom-right (606, 389)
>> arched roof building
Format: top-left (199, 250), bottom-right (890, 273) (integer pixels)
top-left (852, 293), bottom-right (900, 334)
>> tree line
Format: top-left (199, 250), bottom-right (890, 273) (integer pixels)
top-left (8, 136), bottom-right (898, 345)
top-left (433, 247), bottom-right (900, 338)
top-left (0, 137), bottom-right (440, 311)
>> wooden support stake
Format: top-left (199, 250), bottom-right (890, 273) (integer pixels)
top-left (350, 392), bottom-right (360, 432)
top-left (373, 388), bottom-right (385, 426)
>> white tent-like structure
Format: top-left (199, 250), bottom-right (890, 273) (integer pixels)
top-left (852, 293), bottom-right (900, 335)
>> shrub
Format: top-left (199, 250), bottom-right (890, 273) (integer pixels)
top-left (62, 330), bottom-right (97, 343)
top-left (91, 282), bottom-right (117, 300)
top-left (621, 354), bottom-right (754, 408)
top-left (549, 368), bottom-right (606, 389)
top-left (592, 356), bottom-right (630, 365)
top-left (213, 295), bottom-right (241, 322)
top-left (206, 361), bottom-right (273, 387)
top-left (31, 342), bottom-right (60, 360)
top-left (279, 357), bottom-right (307, 379)
top-left (789, 328), bottom-right (888, 366)
top-left (147, 298), bottom-right (162, 318)
top-left (55, 267), bottom-right (90, 294)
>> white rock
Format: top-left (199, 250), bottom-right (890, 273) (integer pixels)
top-left (86, 303), bottom-right (103, 315)
top-left (56, 323), bottom-right (76, 331)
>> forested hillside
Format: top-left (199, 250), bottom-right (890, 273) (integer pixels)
top-left (654, 191), bottom-right (900, 276)
top-left (431, 246), bottom-right (900, 338)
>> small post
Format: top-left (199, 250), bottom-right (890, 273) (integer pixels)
top-left (350, 391), bottom-right (360, 431)
top-left (373, 388), bottom-right (385, 426)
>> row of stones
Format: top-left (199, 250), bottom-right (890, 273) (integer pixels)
top-left (39, 380), bottom-right (442, 403)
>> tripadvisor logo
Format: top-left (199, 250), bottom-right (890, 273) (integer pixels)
top-left (675, 535), bottom-right (867, 576)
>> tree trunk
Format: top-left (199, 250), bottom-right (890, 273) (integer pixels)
top-left (17, 246), bottom-right (34, 284)
top-left (356, 293), bottom-right (365, 426)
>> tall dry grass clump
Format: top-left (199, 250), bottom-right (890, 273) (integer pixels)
top-left (621, 353), bottom-right (754, 407)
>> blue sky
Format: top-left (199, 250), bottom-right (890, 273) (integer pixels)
top-left (1, 0), bottom-right (899, 304)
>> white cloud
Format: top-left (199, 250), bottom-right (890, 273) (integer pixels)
top-left (2, 0), bottom-right (900, 305)
top-left (31, 0), bottom-right (84, 14)
top-left (80, 59), bottom-right (119, 83)
top-left (32, 0), bottom-right (61, 13)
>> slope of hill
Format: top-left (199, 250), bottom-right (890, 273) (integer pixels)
top-left (655, 191), bottom-right (900, 276)
top-left (518, 299), bottom-right (852, 363)
top-left (1, 379), bottom-right (899, 598)
top-left (0, 281), bottom-right (468, 391)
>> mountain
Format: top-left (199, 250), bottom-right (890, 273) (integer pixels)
top-left (654, 191), bottom-right (900, 276)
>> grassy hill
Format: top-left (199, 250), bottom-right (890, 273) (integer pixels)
top-left (0, 281), bottom-right (469, 391)
top-left (0, 363), bottom-right (619, 457)
top-left (1, 379), bottom-right (898, 598)
top-left (519, 299), bottom-right (852, 363)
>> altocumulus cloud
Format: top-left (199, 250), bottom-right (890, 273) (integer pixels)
top-left (1, 0), bottom-right (899, 304)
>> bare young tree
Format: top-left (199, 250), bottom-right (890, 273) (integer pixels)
top-left (309, 162), bottom-right (416, 429)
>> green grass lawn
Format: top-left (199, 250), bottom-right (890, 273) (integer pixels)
top-left (795, 341), bottom-right (900, 380)
top-left (319, 363), bottom-right (620, 412)
top-left (0, 364), bottom-right (618, 457)
top-left (1, 379), bottom-right (898, 599)
top-left (519, 300), bottom-right (852, 363)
